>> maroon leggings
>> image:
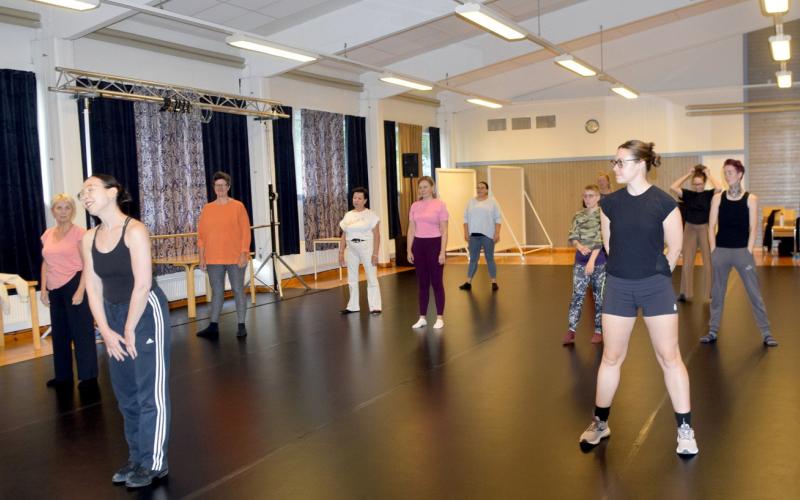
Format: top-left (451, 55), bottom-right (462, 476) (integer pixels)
top-left (412, 236), bottom-right (445, 315)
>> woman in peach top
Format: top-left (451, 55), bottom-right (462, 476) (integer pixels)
top-left (197, 171), bottom-right (252, 338)
top-left (40, 194), bottom-right (97, 389)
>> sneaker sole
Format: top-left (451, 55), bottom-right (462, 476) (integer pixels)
top-left (579, 428), bottom-right (611, 446)
top-left (677, 447), bottom-right (699, 457)
top-left (125, 470), bottom-right (169, 489)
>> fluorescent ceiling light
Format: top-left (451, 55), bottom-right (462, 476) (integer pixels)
top-left (379, 76), bottom-right (433, 91)
top-left (226, 33), bottom-right (317, 63)
top-left (762, 0), bottom-right (790, 14)
top-left (769, 33), bottom-right (791, 61)
top-left (554, 54), bottom-right (597, 77)
top-left (776, 69), bottom-right (793, 88)
top-left (466, 98), bottom-right (503, 109)
top-left (33, 0), bottom-right (99, 10)
top-left (611, 86), bottom-right (638, 99)
top-left (455, 3), bottom-right (526, 41)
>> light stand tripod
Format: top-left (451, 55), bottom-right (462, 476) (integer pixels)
top-left (253, 184), bottom-right (309, 297)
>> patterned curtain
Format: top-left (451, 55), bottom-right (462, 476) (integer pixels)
top-left (134, 98), bottom-right (207, 274)
top-left (301, 109), bottom-right (347, 250)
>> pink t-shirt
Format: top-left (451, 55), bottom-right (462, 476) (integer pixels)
top-left (409, 199), bottom-right (449, 238)
top-left (41, 225), bottom-right (86, 290)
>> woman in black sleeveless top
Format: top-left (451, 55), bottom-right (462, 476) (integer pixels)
top-left (701, 160), bottom-right (777, 346)
top-left (79, 174), bottom-right (172, 488)
top-left (578, 141), bottom-right (698, 457)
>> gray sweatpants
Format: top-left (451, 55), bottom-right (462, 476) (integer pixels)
top-left (206, 264), bottom-right (247, 324)
top-left (709, 247), bottom-right (771, 337)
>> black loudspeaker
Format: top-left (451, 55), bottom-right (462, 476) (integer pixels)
top-left (394, 235), bottom-right (412, 266)
top-left (402, 153), bottom-right (419, 178)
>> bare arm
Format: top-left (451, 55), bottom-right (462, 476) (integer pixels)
top-left (438, 220), bottom-right (448, 265)
top-left (122, 221), bottom-right (154, 359)
top-left (493, 223), bottom-right (501, 243)
top-left (670, 171), bottom-right (692, 197)
top-left (339, 230), bottom-right (347, 267)
top-left (708, 193), bottom-right (721, 252)
top-left (40, 261), bottom-right (49, 307)
top-left (407, 219), bottom-right (416, 264)
top-left (663, 208), bottom-right (683, 271)
top-left (600, 210), bottom-right (611, 255)
top-left (747, 193), bottom-right (759, 254)
top-left (463, 222), bottom-right (469, 242)
top-left (372, 225), bottom-right (380, 265)
top-left (73, 245), bottom-right (87, 305)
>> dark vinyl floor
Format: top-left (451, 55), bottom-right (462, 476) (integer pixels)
top-left (1, 265), bottom-right (799, 500)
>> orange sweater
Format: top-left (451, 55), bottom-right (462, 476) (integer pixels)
top-left (198, 199), bottom-right (252, 264)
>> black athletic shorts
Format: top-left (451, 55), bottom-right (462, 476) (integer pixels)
top-left (602, 274), bottom-right (677, 317)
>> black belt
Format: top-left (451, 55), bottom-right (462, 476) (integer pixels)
top-left (350, 239), bottom-right (366, 243)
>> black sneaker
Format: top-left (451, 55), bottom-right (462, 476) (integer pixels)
top-left (677, 293), bottom-right (687, 303)
top-left (340, 309), bottom-right (358, 315)
top-left (125, 465), bottom-right (168, 489)
top-left (237, 324), bottom-right (248, 338)
top-left (763, 335), bottom-right (779, 347)
top-left (459, 282), bottom-right (472, 291)
top-left (112, 461), bottom-right (139, 484)
top-left (491, 283), bottom-right (499, 291)
top-left (699, 333), bottom-right (717, 344)
top-left (196, 324), bottom-right (219, 339)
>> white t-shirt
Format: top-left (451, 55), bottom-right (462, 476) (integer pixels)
top-left (339, 209), bottom-right (380, 240)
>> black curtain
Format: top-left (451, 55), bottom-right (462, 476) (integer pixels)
top-left (272, 106), bottom-right (300, 255)
top-left (345, 115), bottom-right (368, 209)
top-left (429, 126), bottom-right (441, 182)
top-left (78, 97), bottom-right (140, 220)
top-left (202, 111), bottom-right (254, 251)
top-left (0, 70), bottom-right (46, 281)
top-left (384, 120), bottom-right (401, 239)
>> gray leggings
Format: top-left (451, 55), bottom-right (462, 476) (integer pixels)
top-left (207, 264), bottom-right (247, 324)
top-left (709, 247), bottom-right (771, 337)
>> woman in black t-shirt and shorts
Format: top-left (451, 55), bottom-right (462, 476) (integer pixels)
top-left (578, 140), bottom-right (698, 457)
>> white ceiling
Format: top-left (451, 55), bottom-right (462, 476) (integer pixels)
top-left (4, 0), bottom-right (796, 111)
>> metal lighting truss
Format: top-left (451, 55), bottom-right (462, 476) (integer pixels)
top-left (50, 66), bottom-right (289, 119)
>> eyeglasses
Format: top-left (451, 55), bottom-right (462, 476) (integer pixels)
top-left (213, 182), bottom-right (230, 188)
top-left (609, 157), bottom-right (638, 168)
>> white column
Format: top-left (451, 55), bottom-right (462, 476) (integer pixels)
top-left (33, 37), bottom-right (84, 223)
top-left (362, 94), bottom-right (390, 264)
top-left (437, 107), bottom-right (455, 169)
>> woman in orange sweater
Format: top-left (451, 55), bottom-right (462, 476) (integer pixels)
top-left (197, 172), bottom-right (252, 338)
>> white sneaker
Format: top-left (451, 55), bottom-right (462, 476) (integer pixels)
top-left (432, 319), bottom-right (444, 329)
top-left (676, 423), bottom-right (699, 456)
top-left (412, 318), bottom-right (427, 329)
top-left (579, 416), bottom-right (610, 446)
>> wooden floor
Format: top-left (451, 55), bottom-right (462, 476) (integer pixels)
top-left (1, 263), bottom-right (798, 499)
top-left (1, 247), bottom-right (797, 368)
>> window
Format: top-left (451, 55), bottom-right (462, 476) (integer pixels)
top-left (421, 129), bottom-right (431, 177)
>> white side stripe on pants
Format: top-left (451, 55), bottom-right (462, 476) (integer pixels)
top-left (148, 291), bottom-right (167, 471)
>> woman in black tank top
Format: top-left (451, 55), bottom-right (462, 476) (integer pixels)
top-left (703, 160), bottom-right (776, 346)
top-left (79, 174), bottom-right (172, 488)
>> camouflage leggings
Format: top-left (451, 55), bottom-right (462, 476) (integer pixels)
top-left (567, 262), bottom-right (606, 333)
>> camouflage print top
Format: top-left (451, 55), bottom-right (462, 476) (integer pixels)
top-left (568, 208), bottom-right (606, 265)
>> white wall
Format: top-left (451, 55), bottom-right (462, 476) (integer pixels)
top-left (380, 97), bottom-right (438, 127)
top-left (453, 91), bottom-right (745, 164)
top-left (0, 23), bottom-right (34, 71)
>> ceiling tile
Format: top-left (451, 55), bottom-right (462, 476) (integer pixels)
top-left (193, 3), bottom-right (252, 23)
top-left (164, 0), bottom-right (221, 16)
top-left (225, 11), bottom-right (276, 31)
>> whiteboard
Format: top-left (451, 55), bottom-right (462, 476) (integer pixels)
top-left (487, 166), bottom-right (525, 252)
top-left (435, 168), bottom-right (476, 251)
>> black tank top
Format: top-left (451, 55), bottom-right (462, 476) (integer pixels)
top-left (716, 192), bottom-right (750, 248)
top-left (92, 217), bottom-right (135, 304)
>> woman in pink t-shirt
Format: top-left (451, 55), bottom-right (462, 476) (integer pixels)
top-left (40, 194), bottom-right (97, 389)
top-left (407, 176), bottom-right (449, 329)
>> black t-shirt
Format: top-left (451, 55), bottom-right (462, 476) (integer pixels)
top-left (600, 186), bottom-right (677, 279)
top-left (680, 189), bottom-right (715, 224)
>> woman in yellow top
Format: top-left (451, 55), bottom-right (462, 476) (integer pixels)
top-left (197, 171), bottom-right (252, 339)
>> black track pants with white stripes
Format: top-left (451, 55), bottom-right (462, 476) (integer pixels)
top-left (104, 286), bottom-right (171, 472)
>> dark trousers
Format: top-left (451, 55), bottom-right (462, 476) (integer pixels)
top-left (412, 236), bottom-right (445, 315)
top-left (48, 272), bottom-right (97, 381)
top-left (104, 286), bottom-right (171, 472)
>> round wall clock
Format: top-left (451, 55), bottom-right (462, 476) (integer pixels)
top-left (585, 119), bottom-right (600, 134)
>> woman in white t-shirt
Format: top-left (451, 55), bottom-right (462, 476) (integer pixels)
top-left (339, 187), bottom-right (382, 314)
